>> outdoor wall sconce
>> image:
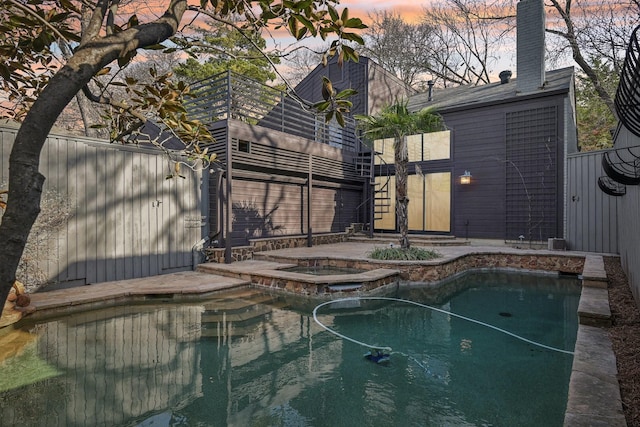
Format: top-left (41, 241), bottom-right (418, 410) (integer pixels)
top-left (459, 171), bottom-right (472, 185)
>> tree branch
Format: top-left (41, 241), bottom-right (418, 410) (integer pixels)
top-left (81, 0), bottom-right (110, 45)
top-left (7, 0), bottom-right (73, 45)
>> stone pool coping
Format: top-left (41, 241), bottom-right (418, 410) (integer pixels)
top-left (10, 243), bottom-right (626, 426)
top-left (19, 271), bottom-right (251, 321)
top-left (564, 254), bottom-right (626, 427)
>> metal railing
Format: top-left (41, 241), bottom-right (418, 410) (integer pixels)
top-left (184, 71), bottom-right (360, 151)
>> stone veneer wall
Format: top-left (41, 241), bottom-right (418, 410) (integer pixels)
top-left (252, 274), bottom-right (395, 295)
top-left (204, 232), bottom-right (352, 263)
top-left (281, 253), bottom-right (585, 282)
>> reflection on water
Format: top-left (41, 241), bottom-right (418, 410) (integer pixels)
top-left (0, 304), bottom-right (204, 426)
top-left (0, 272), bottom-right (580, 427)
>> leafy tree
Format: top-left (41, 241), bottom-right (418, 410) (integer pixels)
top-left (0, 0), bottom-right (365, 314)
top-left (575, 60), bottom-right (619, 151)
top-left (357, 103), bottom-right (445, 249)
top-left (173, 20), bottom-right (279, 84)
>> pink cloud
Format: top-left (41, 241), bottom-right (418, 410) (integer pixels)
top-left (341, 0), bottom-right (425, 24)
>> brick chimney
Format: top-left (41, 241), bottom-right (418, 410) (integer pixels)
top-left (516, 0), bottom-right (546, 93)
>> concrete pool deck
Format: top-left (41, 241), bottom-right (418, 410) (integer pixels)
top-left (14, 241), bottom-right (627, 426)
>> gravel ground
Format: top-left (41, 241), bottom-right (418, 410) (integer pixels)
top-left (606, 256), bottom-right (640, 427)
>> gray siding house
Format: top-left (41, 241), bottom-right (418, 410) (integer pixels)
top-left (184, 59), bottom-right (413, 260)
top-left (185, 0), bottom-right (578, 256)
top-left (376, 0), bottom-right (578, 244)
top-left (405, 67), bottom-right (577, 242)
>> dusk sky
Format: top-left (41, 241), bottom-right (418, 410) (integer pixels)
top-left (265, 0), bottom-right (433, 49)
top-left (263, 0), bottom-right (520, 80)
top-left (336, 0), bottom-right (425, 22)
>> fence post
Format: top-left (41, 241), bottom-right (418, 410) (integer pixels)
top-left (281, 92), bottom-right (285, 132)
top-left (226, 70), bottom-right (232, 119)
top-left (307, 155), bottom-right (313, 247)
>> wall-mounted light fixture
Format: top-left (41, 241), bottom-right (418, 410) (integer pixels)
top-left (459, 170), bottom-right (472, 185)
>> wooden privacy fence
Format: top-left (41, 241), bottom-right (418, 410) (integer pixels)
top-left (0, 123), bottom-right (207, 289)
top-left (566, 149), bottom-right (619, 253)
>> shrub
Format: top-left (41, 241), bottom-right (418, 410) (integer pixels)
top-left (368, 246), bottom-right (440, 261)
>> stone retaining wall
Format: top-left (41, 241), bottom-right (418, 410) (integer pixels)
top-left (205, 232), bottom-right (351, 263)
top-left (252, 272), bottom-right (396, 295)
top-left (280, 253), bottom-right (585, 282)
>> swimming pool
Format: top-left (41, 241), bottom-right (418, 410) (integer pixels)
top-left (0, 271), bottom-right (580, 426)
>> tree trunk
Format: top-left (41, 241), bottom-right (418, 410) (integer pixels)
top-left (395, 136), bottom-right (410, 249)
top-left (0, 72), bottom-right (74, 315)
top-left (0, 0), bottom-right (187, 315)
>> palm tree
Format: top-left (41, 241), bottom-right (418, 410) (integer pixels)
top-left (357, 102), bottom-right (445, 249)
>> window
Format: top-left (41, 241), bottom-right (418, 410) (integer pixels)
top-left (238, 139), bottom-right (251, 153)
top-left (374, 130), bottom-right (451, 164)
top-left (373, 138), bottom-right (395, 165)
top-left (422, 131), bottom-right (450, 161)
top-left (375, 173), bottom-right (451, 233)
top-left (373, 130), bottom-right (452, 233)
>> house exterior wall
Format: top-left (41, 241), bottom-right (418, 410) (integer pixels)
top-left (230, 177), bottom-right (306, 243)
top-left (294, 59), bottom-right (368, 115)
top-left (448, 106), bottom-right (507, 239)
top-left (445, 95), bottom-right (569, 241)
top-left (294, 57), bottom-right (414, 116)
top-left (369, 92), bottom-right (571, 242)
top-left (208, 121), bottom-right (366, 247)
top-left (366, 61), bottom-right (416, 115)
top-left (0, 123), bottom-right (205, 289)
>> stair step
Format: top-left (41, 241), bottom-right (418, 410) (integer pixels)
top-left (202, 294), bottom-right (277, 311)
top-left (348, 236), bottom-right (470, 246)
top-left (327, 283), bottom-right (363, 292)
top-left (202, 304), bottom-right (273, 323)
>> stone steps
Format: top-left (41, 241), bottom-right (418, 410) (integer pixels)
top-left (348, 234), bottom-right (471, 247)
top-left (578, 255), bottom-right (611, 326)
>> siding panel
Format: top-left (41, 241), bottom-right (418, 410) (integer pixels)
top-left (450, 108), bottom-right (507, 239)
top-left (566, 150), bottom-right (618, 253)
top-left (231, 178), bottom-right (305, 246)
top-left (0, 124), bottom-right (204, 289)
top-left (613, 125), bottom-right (639, 304)
top-left (449, 96), bottom-right (568, 241)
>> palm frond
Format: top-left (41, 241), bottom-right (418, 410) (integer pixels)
top-left (356, 101), bottom-right (444, 141)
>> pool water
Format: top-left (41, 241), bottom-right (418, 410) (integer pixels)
top-left (0, 271), bottom-right (580, 427)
